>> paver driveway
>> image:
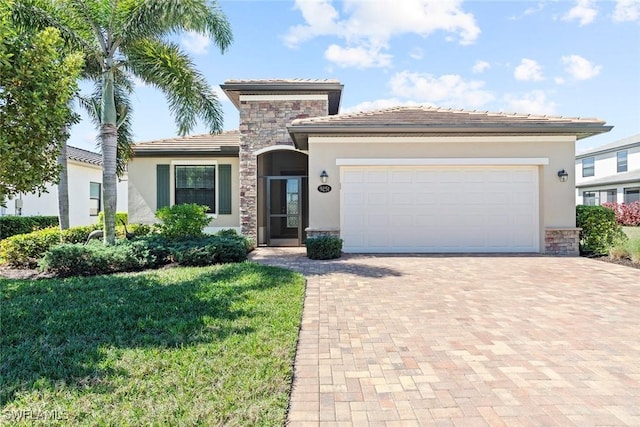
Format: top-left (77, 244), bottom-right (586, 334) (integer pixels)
top-left (250, 249), bottom-right (640, 426)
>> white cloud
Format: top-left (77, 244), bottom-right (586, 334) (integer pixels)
top-left (389, 71), bottom-right (494, 108)
top-left (561, 55), bottom-right (602, 80)
top-left (509, 2), bottom-right (545, 20)
top-left (504, 90), bottom-right (557, 115)
top-left (181, 31), bottom-right (211, 55)
top-left (472, 60), bottom-right (490, 74)
top-left (324, 44), bottom-right (392, 68)
top-left (554, 76), bottom-right (566, 85)
top-left (514, 58), bottom-right (544, 81)
top-left (562, 0), bottom-right (598, 26)
top-left (409, 47), bottom-right (424, 60)
top-left (613, 0), bottom-right (640, 22)
top-left (285, 0), bottom-right (480, 68)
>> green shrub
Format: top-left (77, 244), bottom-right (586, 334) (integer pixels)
top-left (0, 216), bottom-right (59, 240)
top-left (97, 211), bottom-right (128, 226)
top-left (215, 229), bottom-right (255, 253)
top-left (173, 244), bottom-right (219, 266)
top-left (127, 223), bottom-right (155, 237)
top-left (39, 242), bottom-right (146, 277)
top-left (609, 238), bottom-right (640, 264)
top-left (306, 236), bottom-right (343, 260)
top-left (156, 204), bottom-right (210, 238)
top-left (214, 237), bottom-right (248, 263)
top-left (576, 205), bottom-right (627, 255)
top-left (61, 224), bottom-right (102, 243)
top-left (0, 227), bottom-right (61, 267)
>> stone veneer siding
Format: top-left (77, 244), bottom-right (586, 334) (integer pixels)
top-left (306, 228), bottom-right (340, 239)
top-left (239, 98), bottom-right (328, 240)
top-left (545, 228), bottom-right (580, 256)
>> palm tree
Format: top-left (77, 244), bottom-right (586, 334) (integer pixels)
top-left (14, 0), bottom-right (232, 243)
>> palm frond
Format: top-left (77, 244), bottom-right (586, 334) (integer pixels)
top-left (124, 39), bottom-right (223, 135)
top-left (117, 0), bottom-right (232, 52)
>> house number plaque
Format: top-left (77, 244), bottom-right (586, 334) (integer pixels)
top-left (317, 184), bottom-right (332, 193)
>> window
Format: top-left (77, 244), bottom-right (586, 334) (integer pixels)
top-left (175, 165), bottom-right (215, 213)
top-left (582, 189), bottom-right (616, 206)
top-left (582, 157), bottom-right (594, 177)
top-left (624, 187), bottom-right (640, 204)
top-left (617, 150), bottom-right (628, 173)
top-left (90, 182), bottom-right (101, 216)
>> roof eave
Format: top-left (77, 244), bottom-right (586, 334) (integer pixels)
top-left (133, 148), bottom-right (240, 157)
top-left (221, 82), bottom-right (344, 115)
top-left (288, 124), bottom-right (614, 150)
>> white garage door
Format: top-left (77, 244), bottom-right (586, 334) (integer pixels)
top-left (341, 166), bottom-right (539, 253)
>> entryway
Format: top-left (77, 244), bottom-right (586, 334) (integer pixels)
top-left (257, 149), bottom-right (308, 246)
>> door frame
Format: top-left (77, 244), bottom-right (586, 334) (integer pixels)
top-left (266, 176), bottom-right (304, 246)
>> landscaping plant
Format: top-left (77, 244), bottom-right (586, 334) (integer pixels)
top-left (156, 203), bottom-right (211, 238)
top-left (576, 205), bottom-right (627, 255)
top-left (306, 235), bottom-right (343, 260)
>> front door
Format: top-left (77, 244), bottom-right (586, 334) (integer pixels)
top-left (267, 177), bottom-right (302, 246)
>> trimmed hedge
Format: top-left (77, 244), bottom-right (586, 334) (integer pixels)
top-left (0, 224), bottom-right (100, 267)
top-left (0, 216), bottom-right (59, 240)
top-left (576, 205), bottom-right (626, 255)
top-left (306, 236), bottom-right (343, 260)
top-left (39, 235), bottom-right (249, 277)
top-left (97, 211), bottom-right (128, 226)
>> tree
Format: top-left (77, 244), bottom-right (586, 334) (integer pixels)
top-left (0, 2), bottom-right (82, 203)
top-left (13, 0), bottom-right (232, 243)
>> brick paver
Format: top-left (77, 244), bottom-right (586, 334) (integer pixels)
top-left (250, 249), bottom-right (640, 426)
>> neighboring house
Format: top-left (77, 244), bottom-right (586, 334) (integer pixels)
top-left (128, 79), bottom-right (611, 255)
top-left (575, 134), bottom-right (640, 206)
top-left (1, 146), bottom-right (128, 226)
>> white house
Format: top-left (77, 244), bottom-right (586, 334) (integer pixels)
top-left (1, 146), bottom-right (128, 226)
top-left (575, 134), bottom-right (640, 205)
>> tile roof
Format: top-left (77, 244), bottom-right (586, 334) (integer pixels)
top-left (67, 146), bottom-right (102, 166)
top-left (576, 133), bottom-right (640, 158)
top-left (132, 131), bottom-right (240, 156)
top-left (287, 106), bottom-right (612, 149)
top-left (290, 105), bottom-right (605, 126)
top-left (224, 78), bottom-right (341, 84)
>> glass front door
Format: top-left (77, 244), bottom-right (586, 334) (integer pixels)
top-left (267, 177), bottom-right (302, 245)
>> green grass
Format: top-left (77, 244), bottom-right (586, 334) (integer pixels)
top-left (623, 226), bottom-right (640, 240)
top-left (0, 263), bottom-right (305, 426)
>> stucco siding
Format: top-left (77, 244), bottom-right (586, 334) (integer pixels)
top-left (128, 156), bottom-right (240, 228)
top-left (2, 160), bottom-right (128, 226)
top-left (308, 135), bottom-right (577, 250)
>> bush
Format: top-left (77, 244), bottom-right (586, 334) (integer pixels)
top-left (215, 229), bottom-right (255, 253)
top-left (0, 227), bottom-right (61, 267)
top-left (306, 236), bottom-right (343, 260)
top-left (602, 201), bottom-right (640, 226)
top-left (0, 216), bottom-right (59, 240)
top-left (609, 238), bottom-right (640, 264)
top-left (39, 242), bottom-right (146, 277)
top-left (576, 205), bottom-right (627, 255)
top-left (156, 204), bottom-right (210, 238)
top-left (173, 244), bottom-right (219, 267)
top-left (61, 224), bottom-right (102, 243)
top-left (97, 211), bottom-right (128, 226)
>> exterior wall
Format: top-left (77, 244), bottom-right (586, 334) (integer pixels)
top-left (575, 144), bottom-right (640, 205)
top-left (238, 95), bottom-right (328, 239)
top-left (127, 156), bottom-right (240, 230)
top-left (307, 135), bottom-right (577, 254)
top-left (575, 145), bottom-right (640, 185)
top-left (1, 160), bottom-right (128, 226)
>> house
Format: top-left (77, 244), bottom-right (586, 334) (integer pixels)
top-left (1, 146), bottom-right (128, 226)
top-left (575, 134), bottom-right (640, 205)
top-left (128, 79), bottom-right (611, 255)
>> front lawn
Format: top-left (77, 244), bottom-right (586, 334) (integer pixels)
top-left (1, 263), bottom-right (305, 426)
top-left (623, 226), bottom-right (640, 240)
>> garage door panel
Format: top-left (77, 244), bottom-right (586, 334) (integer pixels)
top-left (341, 166), bottom-right (538, 253)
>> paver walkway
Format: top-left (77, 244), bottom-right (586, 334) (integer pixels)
top-left (250, 248), bottom-right (640, 426)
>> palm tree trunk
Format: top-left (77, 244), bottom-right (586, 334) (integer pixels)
top-left (100, 68), bottom-right (118, 244)
top-left (57, 139), bottom-right (70, 231)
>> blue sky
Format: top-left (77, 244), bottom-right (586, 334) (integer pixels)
top-left (68, 0), bottom-right (640, 154)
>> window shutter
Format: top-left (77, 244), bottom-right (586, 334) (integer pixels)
top-left (218, 164), bottom-right (232, 214)
top-left (156, 164), bottom-right (170, 209)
